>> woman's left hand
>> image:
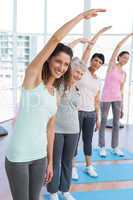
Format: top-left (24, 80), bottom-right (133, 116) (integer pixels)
top-left (45, 163), bottom-right (53, 184)
top-left (120, 110), bottom-right (124, 119)
top-left (95, 120), bottom-right (100, 132)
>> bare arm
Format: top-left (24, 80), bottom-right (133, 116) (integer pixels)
top-left (45, 115), bottom-right (56, 183)
top-left (82, 26), bottom-right (112, 64)
top-left (68, 38), bottom-right (90, 48)
top-left (47, 115), bottom-right (56, 165)
top-left (27, 9), bottom-right (106, 72)
top-left (95, 90), bottom-right (100, 131)
top-left (95, 90), bottom-right (100, 121)
top-left (108, 33), bottom-right (133, 72)
top-left (120, 72), bottom-right (126, 116)
top-left (23, 9), bottom-right (106, 88)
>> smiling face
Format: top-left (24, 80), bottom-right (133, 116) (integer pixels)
top-left (118, 53), bottom-right (130, 66)
top-left (90, 57), bottom-right (103, 72)
top-left (48, 52), bottom-right (71, 79)
top-left (71, 67), bottom-right (85, 82)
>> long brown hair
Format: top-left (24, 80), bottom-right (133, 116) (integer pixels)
top-left (42, 43), bottom-right (73, 90)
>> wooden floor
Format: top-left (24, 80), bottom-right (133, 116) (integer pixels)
top-left (1, 121), bottom-right (133, 200)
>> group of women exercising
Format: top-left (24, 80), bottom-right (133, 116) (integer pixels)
top-left (5, 8), bottom-right (133, 200)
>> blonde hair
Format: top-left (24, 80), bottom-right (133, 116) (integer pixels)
top-left (71, 57), bottom-right (87, 71)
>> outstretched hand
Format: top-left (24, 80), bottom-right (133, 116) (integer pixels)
top-left (82, 9), bottom-right (106, 19)
top-left (129, 33), bottom-right (133, 36)
top-left (101, 26), bottom-right (112, 32)
top-left (79, 38), bottom-right (90, 44)
top-left (80, 38), bottom-right (95, 47)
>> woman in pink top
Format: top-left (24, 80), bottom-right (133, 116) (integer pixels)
top-left (99, 33), bottom-right (133, 157)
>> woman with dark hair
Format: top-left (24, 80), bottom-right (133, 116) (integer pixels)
top-left (71, 26), bottom-right (112, 180)
top-left (99, 33), bottom-right (133, 157)
top-left (5, 8), bottom-right (106, 200)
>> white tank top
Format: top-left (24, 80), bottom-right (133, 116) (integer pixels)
top-left (77, 70), bottom-right (100, 112)
top-left (6, 83), bottom-right (57, 162)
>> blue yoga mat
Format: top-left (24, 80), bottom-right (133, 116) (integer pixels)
top-left (72, 189), bottom-right (133, 200)
top-left (45, 189), bottom-right (133, 200)
top-left (72, 163), bottom-right (133, 184)
top-left (76, 148), bottom-right (133, 162)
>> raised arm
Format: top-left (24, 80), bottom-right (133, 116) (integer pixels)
top-left (28, 9), bottom-right (106, 72)
top-left (120, 72), bottom-right (126, 118)
top-left (68, 38), bottom-right (90, 48)
top-left (82, 26), bottom-right (112, 64)
top-left (108, 33), bottom-right (133, 72)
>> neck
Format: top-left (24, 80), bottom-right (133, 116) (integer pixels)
top-left (68, 77), bottom-right (76, 88)
top-left (117, 63), bottom-right (123, 69)
top-left (89, 67), bottom-right (95, 75)
top-left (46, 76), bottom-right (55, 87)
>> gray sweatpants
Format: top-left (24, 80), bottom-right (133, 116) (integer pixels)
top-left (98, 101), bottom-right (122, 148)
top-left (47, 133), bottom-right (79, 193)
top-left (5, 157), bottom-right (47, 200)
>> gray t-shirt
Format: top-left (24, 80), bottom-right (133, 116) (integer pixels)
top-left (55, 86), bottom-right (80, 134)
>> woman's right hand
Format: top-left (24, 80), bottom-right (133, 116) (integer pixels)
top-left (129, 33), bottom-right (133, 37)
top-left (100, 26), bottom-right (112, 33)
top-left (81, 9), bottom-right (106, 19)
top-left (79, 38), bottom-right (90, 44)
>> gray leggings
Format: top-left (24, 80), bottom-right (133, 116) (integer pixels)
top-left (98, 101), bottom-right (122, 148)
top-left (47, 133), bottom-right (79, 193)
top-left (5, 157), bottom-right (46, 200)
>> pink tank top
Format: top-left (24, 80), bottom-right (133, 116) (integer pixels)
top-left (101, 67), bottom-right (125, 102)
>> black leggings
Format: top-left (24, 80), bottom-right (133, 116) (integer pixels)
top-left (5, 157), bottom-right (46, 200)
top-left (75, 111), bottom-right (96, 156)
